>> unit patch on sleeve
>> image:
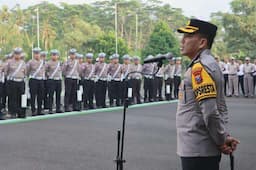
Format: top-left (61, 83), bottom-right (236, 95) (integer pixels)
top-left (191, 62), bottom-right (217, 101)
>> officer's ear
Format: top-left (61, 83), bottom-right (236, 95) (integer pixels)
top-left (198, 36), bottom-right (208, 50)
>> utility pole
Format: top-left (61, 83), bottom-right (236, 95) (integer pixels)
top-left (36, 8), bottom-right (40, 48)
top-left (115, 3), bottom-right (118, 54)
top-left (135, 13), bottom-right (138, 54)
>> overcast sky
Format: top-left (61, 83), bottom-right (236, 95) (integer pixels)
top-left (0, 0), bottom-right (232, 20)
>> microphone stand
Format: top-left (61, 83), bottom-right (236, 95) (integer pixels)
top-left (114, 60), bottom-right (163, 170)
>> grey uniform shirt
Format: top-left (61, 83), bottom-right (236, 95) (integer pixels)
top-left (94, 62), bottom-right (109, 80)
top-left (228, 63), bottom-right (239, 75)
top-left (164, 64), bottom-right (175, 79)
top-left (27, 59), bottom-right (46, 79)
top-left (243, 63), bottom-right (254, 74)
top-left (176, 49), bottom-right (228, 157)
top-left (45, 60), bottom-right (62, 80)
top-left (5, 59), bottom-right (26, 79)
top-left (62, 59), bottom-right (80, 79)
top-left (108, 63), bottom-right (122, 80)
top-left (174, 64), bottom-right (182, 77)
top-left (121, 64), bottom-right (132, 79)
top-left (142, 63), bottom-right (155, 78)
top-left (155, 66), bottom-right (164, 78)
top-left (130, 64), bottom-right (143, 79)
top-left (82, 62), bottom-right (95, 79)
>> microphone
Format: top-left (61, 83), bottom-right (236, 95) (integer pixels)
top-left (144, 53), bottom-right (173, 64)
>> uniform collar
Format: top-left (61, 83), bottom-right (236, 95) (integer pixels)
top-left (188, 49), bottom-right (210, 68)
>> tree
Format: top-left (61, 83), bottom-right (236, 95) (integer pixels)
top-left (88, 31), bottom-right (129, 58)
top-left (142, 21), bottom-right (179, 58)
top-left (215, 0), bottom-right (256, 59)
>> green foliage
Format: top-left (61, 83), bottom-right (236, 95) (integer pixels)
top-left (212, 0), bottom-right (256, 59)
top-left (142, 21), bottom-right (179, 59)
top-left (88, 31), bottom-right (129, 58)
top-left (0, 0), bottom-right (187, 60)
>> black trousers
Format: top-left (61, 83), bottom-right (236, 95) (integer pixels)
top-left (95, 80), bottom-right (107, 108)
top-left (8, 80), bottom-right (25, 117)
top-left (109, 80), bottom-right (122, 106)
top-left (165, 78), bottom-right (174, 100)
top-left (47, 80), bottom-right (62, 112)
top-left (144, 78), bottom-right (154, 102)
top-left (174, 76), bottom-right (181, 98)
top-left (224, 74), bottom-right (229, 96)
top-left (154, 77), bottom-right (163, 100)
top-left (181, 156), bottom-right (221, 170)
top-left (29, 79), bottom-right (44, 114)
top-left (64, 78), bottom-right (78, 111)
top-left (131, 79), bottom-right (141, 104)
top-left (238, 75), bottom-right (245, 95)
top-left (83, 80), bottom-right (95, 109)
top-left (43, 80), bottom-right (49, 109)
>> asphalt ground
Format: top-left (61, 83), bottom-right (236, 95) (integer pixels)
top-left (0, 97), bottom-right (255, 170)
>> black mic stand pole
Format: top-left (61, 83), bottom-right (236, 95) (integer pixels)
top-left (114, 60), bottom-right (163, 170)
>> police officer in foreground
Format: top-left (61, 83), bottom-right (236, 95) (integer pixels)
top-left (62, 49), bottom-right (80, 112)
top-left (4, 48), bottom-right (26, 118)
top-left (176, 19), bottom-right (239, 170)
top-left (45, 49), bottom-right (63, 114)
top-left (27, 47), bottom-right (45, 116)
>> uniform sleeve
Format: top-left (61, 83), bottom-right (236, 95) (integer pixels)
top-left (192, 62), bottom-right (228, 146)
top-left (62, 61), bottom-right (68, 76)
top-left (26, 61), bottom-right (31, 76)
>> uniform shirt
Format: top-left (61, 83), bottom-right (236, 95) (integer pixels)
top-left (45, 60), bottom-right (62, 80)
top-left (142, 63), bottom-right (155, 76)
top-left (227, 62), bottom-right (239, 75)
top-left (155, 66), bottom-right (164, 78)
top-left (94, 62), bottom-right (109, 79)
top-left (81, 62), bottom-right (95, 79)
top-left (174, 64), bottom-right (182, 77)
top-left (27, 59), bottom-right (46, 79)
top-left (108, 63), bottom-right (122, 79)
top-left (218, 61), bottom-right (225, 73)
top-left (176, 49), bottom-right (228, 157)
top-left (62, 59), bottom-right (80, 79)
top-left (237, 64), bottom-right (244, 76)
top-left (243, 63), bottom-right (254, 74)
top-left (121, 63), bottom-right (132, 79)
top-left (0, 60), bottom-right (4, 82)
top-left (5, 59), bottom-right (26, 79)
top-left (164, 64), bottom-right (175, 79)
top-left (130, 64), bottom-right (142, 79)
top-left (222, 63), bottom-right (229, 74)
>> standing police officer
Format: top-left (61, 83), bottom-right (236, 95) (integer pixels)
top-left (142, 55), bottom-right (155, 102)
top-left (0, 58), bottom-right (5, 119)
top-left (45, 49), bottom-right (63, 114)
top-left (62, 49), bottom-right (80, 112)
top-left (5, 48), bottom-right (26, 118)
top-left (173, 57), bottom-right (182, 99)
top-left (227, 57), bottom-right (239, 97)
top-left (130, 56), bottom-right (142, 104)
top-left (27, 47), bottom-right (45, 116)
top-left (81, 53), bottom-right (95, 109)
top-left (94, 53), bottom-right (108, 108)
top-left (154, 60), bottom-right (164, 101)
top-left (243, 57), bottom-right (254, 98)
top-left (164, 58), bottom-right (175, 100)
top-left (40, 51), bottom-right (49, 110)
top-left (176, 19), bottom-right (239, 170)
top-left (121, 54), bottom-right (132, 104)
top-left (108, 54), bottom-right (122, 107)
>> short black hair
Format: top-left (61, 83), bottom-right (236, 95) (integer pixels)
top-left (198, 32), bottom-right (216, 49)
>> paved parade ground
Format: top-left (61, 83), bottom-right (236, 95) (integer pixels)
top-left (0, 98), bottom-right (255, 170)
